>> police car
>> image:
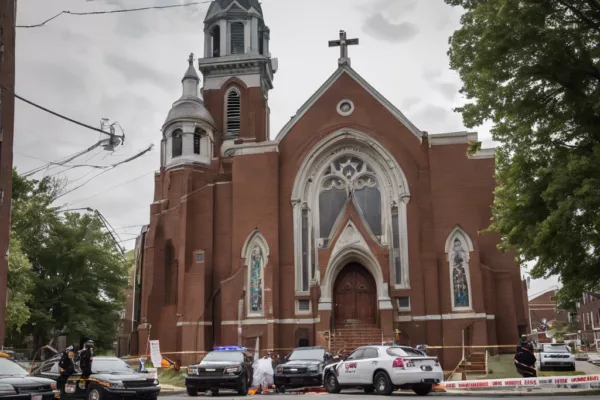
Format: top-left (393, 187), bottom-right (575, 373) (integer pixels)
top-left (0, 352), bottom-right (58, 400)
top-left (322, 345), bottom-right (443, 396)
top-left (185, 346), bottom-right (253, 396)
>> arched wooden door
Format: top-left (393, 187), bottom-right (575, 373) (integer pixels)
top-left (334, 263), bottom-right (377, 326)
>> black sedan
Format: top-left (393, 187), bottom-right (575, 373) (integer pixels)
top-left (31, 356), bottom-right (160, 400)
top-left (274, 346), bottom-right (331, 393)
top-left (185, 346), bottom-right (253, 396)
top-left (0, 354), bottom-right (58, 400)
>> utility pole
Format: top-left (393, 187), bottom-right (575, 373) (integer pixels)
top-left (0, 0), bottom-right (17, 348)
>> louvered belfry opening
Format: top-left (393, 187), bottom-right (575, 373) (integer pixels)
top-left (226, 89), bottom-right (241, 136)
top-left (230, 22), bottom-right (245, 55)
top-left (172, 129), bottom-right (183, 157)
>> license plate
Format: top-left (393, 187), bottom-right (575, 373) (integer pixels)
top-left (65, 384), bottom-right (77, 394)
top-left (205, 369), bottom-right (215, 372)
top-left (32, 396), bottom-right (42, 400)
top-left (421, 366), bottom-right (432, 371)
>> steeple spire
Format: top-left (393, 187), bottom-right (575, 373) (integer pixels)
top-left (182, 53), bottom-right (200, 98)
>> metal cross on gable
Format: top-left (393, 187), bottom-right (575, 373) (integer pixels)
top-left (328, 30), bottom-right (359, 67)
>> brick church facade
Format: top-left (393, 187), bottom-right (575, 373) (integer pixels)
top-left (131, 0), bottom-right (529, 369)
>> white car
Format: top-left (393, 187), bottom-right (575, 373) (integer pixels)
top-left (539, 344), bottom-right (576, 371)
top-left (322, 345), bottom-right (443, 396)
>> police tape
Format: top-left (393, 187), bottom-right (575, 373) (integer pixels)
top-left (443, 374), bottom-right (600, 390)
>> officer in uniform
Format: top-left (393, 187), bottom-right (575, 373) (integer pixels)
top-left (57, 346), bottom-right (76, 392)
top-left (79, 340), bottom-right (94, 378)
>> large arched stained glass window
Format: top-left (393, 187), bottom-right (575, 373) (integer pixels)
top-left (318, 156), bottom-right (382, 242)
top-left (446, 227), bottom-right (474, 311)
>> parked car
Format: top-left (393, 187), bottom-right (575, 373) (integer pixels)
top-left (185, 346), bottom-right (253, 396)
top-left (322, 345), bottom-right (443, 396)
top-left (539, 344), bottom-right (576, 371)
top-left (31, 355), bottom-right (160, 400)
top-left (0, 352), bottom-right (58, 400)
top-left (274, 346), bottom-right (332, 393)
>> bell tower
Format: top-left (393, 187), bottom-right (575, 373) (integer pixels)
top-left (198, 0), bottom-right (278, 145)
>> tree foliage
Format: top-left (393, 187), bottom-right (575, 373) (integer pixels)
top-left (6, 237), bottom-right (35, 333)
top-left (10, 170), bottom-right (129, 350)
top-left (446, 0), bottom-right (600, 304)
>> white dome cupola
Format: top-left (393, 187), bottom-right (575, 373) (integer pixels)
top-left (161, 54), bottom-right (216, 168)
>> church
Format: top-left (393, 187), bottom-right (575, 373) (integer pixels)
top-left (130, 0), bottom-right (529, 369)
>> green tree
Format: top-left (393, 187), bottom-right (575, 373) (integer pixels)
top-left (445, 1), bottom-right (600, 304)
top-left (6, 237), bottom-right (35, 333)
top-left (11, 170), bottom-right (129, 350)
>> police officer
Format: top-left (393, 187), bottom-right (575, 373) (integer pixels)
top-left (57, 346), bottom-right (76, 392)
top-left (79, 340), bottom-right (94, 378)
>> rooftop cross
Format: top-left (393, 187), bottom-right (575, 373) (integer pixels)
top-left (328, 30), bottom-right (359, 67)
top-left (188, 53), bottom-right (194, 66)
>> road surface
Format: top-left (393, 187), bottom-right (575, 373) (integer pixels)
top-left (159, 392), bottom-right (596, 399)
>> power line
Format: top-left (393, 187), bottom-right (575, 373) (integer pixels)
top-left (16, 1), bottom-right (212, 29)
top-left (64, 169), bottom-right (157, 207)
top-left (1, 84), bottom-right (123, 139)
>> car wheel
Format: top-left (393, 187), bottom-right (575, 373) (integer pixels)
top-left (364, 386), bottom-right (374, 394)
top-left (374, 371), bottom-right (393, 396)
top-left (86, 384), bottom-right (103, 400)
top-left (325, 372), bottom-right (341, 394)
top-left (276, 386), bottom-right (286, 394)
top-left (186, 386), bottom-right (198, 397)
top-left (237, 374), bottom-right (248, 396)
top-left (569, 364), bottom-right (576, 372)
top-left (210, 388), bottom-right (219, 396)
top-left (413, 384), bottom-right (433, 396)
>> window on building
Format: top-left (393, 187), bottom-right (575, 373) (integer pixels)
top-left (301, 208), bottom-right (309, 292)
top-left (391, 206), bottom-right (402, 285)
top-left (396, 296), bottom-right (410, 310)
top-left (195, 251), bottom-right (204, 263)
top-left (249, 246), bottom-right (264, 315)
top-left (297, 300), bottom-right (310, 313)
top-left (211, 25), bottom-right (220, 57)
top-left (226, 89), bottom-right (241, 136)
top-left (230, 22), bottom-right (245, 54)
top-left (550, 296), bottom-right (556, 302)
top-left (446, 228), bottom-right (473, 310)
top-left (194, 128), bottom-right (204, 155)
top-left (259, 31), bottom-right (264, 55)
top-left (172, 129), bottom-right (183, 158)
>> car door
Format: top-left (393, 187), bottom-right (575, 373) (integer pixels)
top-left (356, 348), bottom-right (379, 384)
top-left (337, 349), bottom-right (364, 385)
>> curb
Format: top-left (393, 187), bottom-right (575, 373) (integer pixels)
top-left (438, 390), bottom-right (600, 397)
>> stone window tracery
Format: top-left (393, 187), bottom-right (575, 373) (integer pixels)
top-left (318, 156), bottom-right (382, 241)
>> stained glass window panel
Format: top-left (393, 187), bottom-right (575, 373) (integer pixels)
top-left (301, 209), bottom-right (309, 292)
top-left (319, 187), bottom-right (347, 240)
top-left (354, 186), bottom-right (382, 236)
top-left (451, 238), bottom-right (470, 308)
top-left (250, 247), bottom-right (263, 314)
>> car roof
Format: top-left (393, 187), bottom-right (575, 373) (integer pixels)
top-left (292, 346), bottom-right (325, 351)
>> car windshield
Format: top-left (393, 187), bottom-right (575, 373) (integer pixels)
top-left (92, 359), bottom-right (134, 374)
top-left (0, 358), bottom-right (28, 376)
top-left (201, 351), bottom-right (243, 363)
top-left (288, 349), bottom-right (325, 361)
top-left (545, 346), bottom-right (570, 353)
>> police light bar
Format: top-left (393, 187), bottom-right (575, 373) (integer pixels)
top-left (213, 346), bottom-right (247, 351)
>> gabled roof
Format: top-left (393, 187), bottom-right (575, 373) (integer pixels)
top-left (274, 65), bottom-right (423, 143)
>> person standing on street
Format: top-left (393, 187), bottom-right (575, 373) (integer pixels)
top-left (57, 346), bottom-right (76, 392)
top-left (514, 335), bottom-right (537, 377)
top-left (79, 340), bottom-right (94, 378)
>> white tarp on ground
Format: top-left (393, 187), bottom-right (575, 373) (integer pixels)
top-left (252, 357), bottom-right (274, 389)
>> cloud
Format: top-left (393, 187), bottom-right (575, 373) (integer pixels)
top-left (422, 69), bottom-right (460, 101)
top-left (359, 0), bottom-right (419, 18)
top-left (103, 53), bottom-right (174, 94)
top-left (362, 13), bottom-right (419, 43)
top-left (401, 97), bottom-right (421, 110)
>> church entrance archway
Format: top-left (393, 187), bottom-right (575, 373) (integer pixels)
top-left (334, 263), bottom-right (377, 327)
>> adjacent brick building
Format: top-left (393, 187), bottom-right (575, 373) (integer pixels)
top-left (528, 289), bottom-right (569, 332)
top-left (0, 0), bottom-right (16, 346)
top-left (577, 292), bottom-right (600, 349)
top-left (132, 0), bottom-right (529, 369)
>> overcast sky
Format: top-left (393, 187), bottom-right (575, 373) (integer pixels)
top-left (13, 0), bottom-right (558, 294)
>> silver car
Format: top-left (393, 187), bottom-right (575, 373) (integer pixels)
top-left (539, 344), bottom-right (576, 371)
